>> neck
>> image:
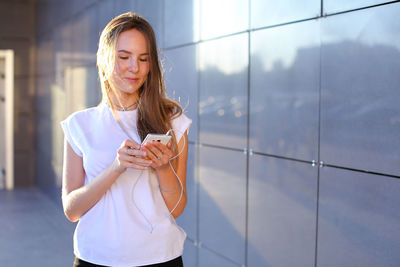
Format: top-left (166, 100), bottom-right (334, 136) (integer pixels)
top-left (113, 101), bottom-right (137, 111)
top-left (109, 92), bottom-right (139, 111)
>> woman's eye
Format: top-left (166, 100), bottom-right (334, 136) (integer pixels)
top-left (119, 56), bottom-right (129, 60)
top-left (139, 57), bottom-right (148, 62)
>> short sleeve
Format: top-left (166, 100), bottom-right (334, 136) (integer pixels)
top-left (171, 113), bottom-right (192, 143)
top-left (60, 117), bottom-right (83, 157)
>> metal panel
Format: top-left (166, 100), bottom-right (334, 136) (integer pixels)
top-left (98, 0), bottom-right (115, 33)
top-left (182, 240), bottom-right (197, 267)
top-left (250, 20), bottom-right (320, 161)
top-left (199, 247), bottom-right (240, 267)
top-left (71, 8), bottom-right (98, 55)
top-left (199, 33), bottom-right (248, 149)
top-left (199, 0), bottom-right (248, 40)
top-left (85, 66), bottom-right (101, 107)
top-left (136, 0), bottom-right (164, 48)
top-left (87, 5), bottom-right (100, 55)
top-left (251, 0), bottom-right (320, 29)
top-left (176, 144), bottom-right (198, 240)
top-left (323, 0), bottom-right (395, 14)
top-left (199, 146), bottom-right (246, 265)
top-left (318, 167), bottom-right (400, 266)
top-left (0, 2), bottom-right (34, 38)
top-left (35, 34), bottom-right (54, 76)
top-left (72, 0), bottom-right (97, 17)
top-left (164, 45), bottom-right (198, 143)
top-left (35, 76), bottom-right (53, 115)
top-left (248, 154), bottom-right (317, 267)
top-left (53, 21), bottom-right (73, 62)
top-left (114, 0), bottom-right (136, 17)
top-left (164, 0), bottom-right (197, 47)
top-left (320, 4), bottom-right (400, 176)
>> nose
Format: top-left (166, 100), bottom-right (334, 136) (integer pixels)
top-left (128, 57), bottom-right (139, 73)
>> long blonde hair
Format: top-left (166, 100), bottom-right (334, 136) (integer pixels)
top-left (97, 12), bottom-right (182, 155)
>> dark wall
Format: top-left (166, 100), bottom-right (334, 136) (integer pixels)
top-left (0, 0), bottom-right (35, 187)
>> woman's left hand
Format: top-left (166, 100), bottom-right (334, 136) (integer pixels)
top-left (141, 141), bottom-right (173, 169)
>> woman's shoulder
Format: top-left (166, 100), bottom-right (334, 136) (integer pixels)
top-left (65, 105), bottom-right (106, 124)
top-left (170, 111), bottom-right (192, 142)
top-left (170, 111), bottom-right (191, 125)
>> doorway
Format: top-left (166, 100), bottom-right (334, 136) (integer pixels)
top-left (0, 50), bottom-right (14, 190)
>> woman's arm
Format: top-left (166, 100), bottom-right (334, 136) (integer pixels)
top-left (61, 139), bottom-right (151, 222)
top-left (142, 131), bottom-right (189, 218)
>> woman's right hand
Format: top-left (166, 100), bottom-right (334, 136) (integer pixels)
top-left (113, 139), bottom-right (152, 172)
top-left (62, 139), bottom-right (152, 222)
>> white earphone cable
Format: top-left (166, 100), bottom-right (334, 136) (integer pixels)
top-left (131, 128), bottom-right (185, 233)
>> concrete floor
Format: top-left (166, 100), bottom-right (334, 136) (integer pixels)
top-left (0, 188), bottom-right (76, 267)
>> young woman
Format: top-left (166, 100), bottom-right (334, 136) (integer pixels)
top-left (61, 12), bottom-right (191, 267)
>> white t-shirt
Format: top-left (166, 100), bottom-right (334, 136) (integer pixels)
top-left (61, 103), bottom-right (192, 267)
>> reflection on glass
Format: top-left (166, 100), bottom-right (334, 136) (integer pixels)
top-left (165, 0), bottom-right (196, 47)
top-left (250, 20), bottom-right (320, 161)
top-left (251, 22), bottom-right (319, 71)
top-left (164, 45), bottom-right (198, 142)
top-left (199, 146), bottom-right (246, 264)
top-left (199, 34), bottom-right (247, 75)
top-left (322, 5), bottom-right (400, 51)
top-left (318, 167), bottom-right (400, 266)
top-left (321, 4), bottom-right (400, 176)
top-left (248, 155), bottom-right (317, 266)
top-left (251, 0), bottom-right (320, 29)
top-left (199, 34), bottom-right (248, 149)
top-left (324, 0), bottom-right (393, 14)
top-left (195, 0), bottom-right (248, 40)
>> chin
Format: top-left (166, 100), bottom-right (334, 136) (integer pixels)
top-left (118, 87), bottom-right (138, 95)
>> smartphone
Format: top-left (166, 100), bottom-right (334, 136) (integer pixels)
top-left (141, 133), bottom-right (172, 146)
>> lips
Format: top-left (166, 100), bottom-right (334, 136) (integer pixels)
top-left (125, 77), bottom-right (139, 82)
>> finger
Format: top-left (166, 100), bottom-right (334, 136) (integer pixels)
top-left (142, 142), bottom-right (161, 158)
top-left (122, 139), bottom-right (141, 150)
top-left (133, 157), bottom-right (153, 166)
top-left (118, 144), bottom-right (145, 157)
top-left (146, 141), bottom-right (165, 155)
top-left (151, 141), bottom-right (173, 158)
top-left (117, 154), bottom-right (135, 166)
top-left (119, 159), bottom-right (152, 170)
top-left (125, 147), bottom-right (147, 158)
top-left (142, 146), bottom-right (159, 161)
top-left (124, 162), bottom-right (150, 170)
top-left (119, 153), bottom-right (152, 165)
top-left (143, 146), bottom-right (170, 168)
top-left (134, 148), bottom-right (158, 168)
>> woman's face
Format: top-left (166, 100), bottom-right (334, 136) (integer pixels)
top-left (111, 28), bottom-right (150, 98)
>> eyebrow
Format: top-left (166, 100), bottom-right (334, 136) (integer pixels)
top-left (118, 50), bottom-right (149, 56)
